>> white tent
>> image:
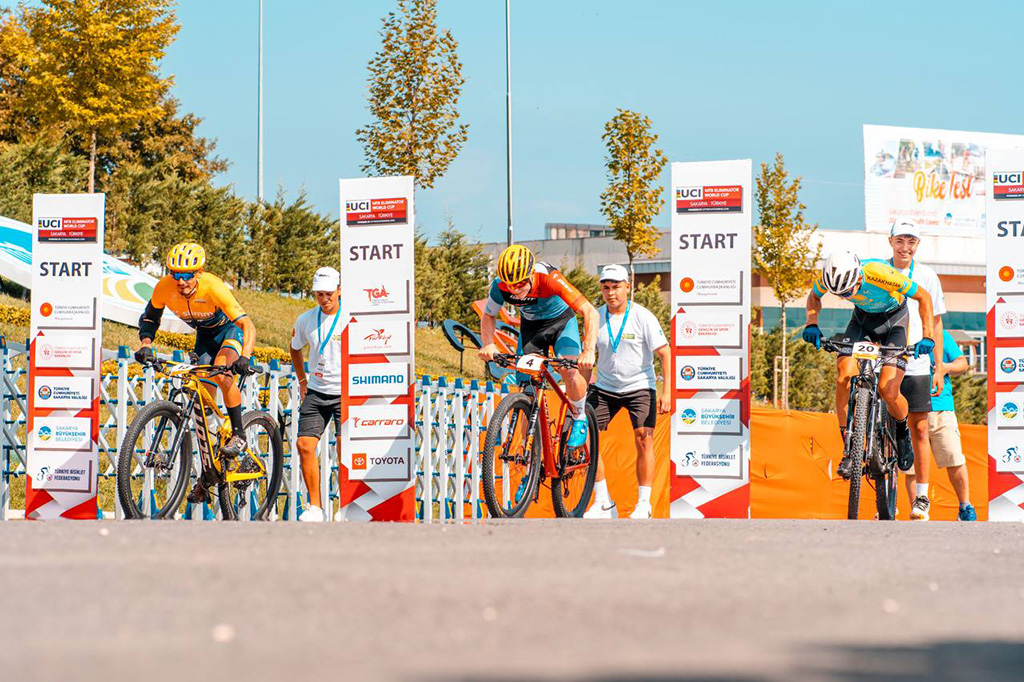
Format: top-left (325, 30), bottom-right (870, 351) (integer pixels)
top-left (0, 215), bottom-right (191, 334)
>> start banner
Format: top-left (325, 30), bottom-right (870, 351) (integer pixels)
top-left (338, 176), bottom-right (416, 521)
top-left (26, 194), bottom-right (104, 519)
top-left (669, 160), bottom-right (751, 518)
top-left (985, 148), bottom-right (1024, 521)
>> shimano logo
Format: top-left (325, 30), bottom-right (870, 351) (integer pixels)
top-left (352, 374), bottom-right (403, 385)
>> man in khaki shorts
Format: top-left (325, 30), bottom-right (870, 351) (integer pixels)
top-left (904, 329), bottom-right (976, 520)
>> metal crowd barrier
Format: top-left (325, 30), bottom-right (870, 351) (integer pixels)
top-left (0, 337), bottom-right (506, 522)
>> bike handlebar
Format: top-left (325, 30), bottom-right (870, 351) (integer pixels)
top-left (491, 352), bottom-right (579, 370)
top-left (141, 357), bottom-right (264, 376)
top-left (820, 339), bottom-right (913, 356)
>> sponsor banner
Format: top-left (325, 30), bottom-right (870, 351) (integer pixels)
top-left (36, 216), bottom-right (98, 243)
top-left (344, 234), bottom-right (410, 267)
top-left (348, 404), bottom-right (411, 440)
top-left (675, 270), bottom-right (743, 306)
top-left (346, 438), bottom-right (413, 482)
top-left (994, 392), bottom-right (1024, 429)
top-left (675, 398), bottom-right (743, 436)
top-left (995, 301), bottom-right (1024, 338)
top-left (345, 197), bottom-right (408, 226)
top-left (36, 297), bottom-right (97, 330)
top-left (34, 335), bottom-right (96, 370)
top-left (675, 185), bottom-right (743, 213)
top-left (29, 450), bottom-right (95, 493)
top-left (675, 356), bottom-right (742, 391)
top-left (32, 417), bottom-right (92, 451)
top-left (348, 361), bottom-right (410, 397)
top-left (991, 431), bottom-right (1024, 473)
top-left (34, 376), bottom-right (94, 410)
top-left (994, 348), bottom-right (1024, 382)
top-left (673, 436), bottom-right (745, 478)
top-left (349, 279), bottom-right (411, 316)
top-left (864, 124), bottom-right (1024, 234)
top-left (674, 312), bottom-right (743, 348)
top-left (349, 319), bottom-right (411, 356)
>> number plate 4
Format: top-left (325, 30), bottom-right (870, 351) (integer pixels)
top-left (515, 354), bottom-right (547, 375)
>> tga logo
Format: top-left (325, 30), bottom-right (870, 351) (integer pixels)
top-left (364, 285), bottom-right (391, 302)
top-left (352, 373), bottom-right (404, 385)
top-left (1001, 357), bottom-right (1017, 374)
top-left (38, 425), bottom-right (52, 441)
top-left (679, 365), bottom-right (695, 381)
top-left (681, 408), bottom-right (697, 425)
top-left (37, 385), bottom-right (52, 400)
top-left (1002, 402), bottom-right (1019, 420)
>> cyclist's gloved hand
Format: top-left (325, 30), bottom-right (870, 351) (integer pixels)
top-left (802, 324), bottom-right (822, 349)
top-left (914, 337), bottom-right (935, 359)
top-left (232, 355), bottom-right (256, 376)
top-left (134, 346), bottom-right (154, 365)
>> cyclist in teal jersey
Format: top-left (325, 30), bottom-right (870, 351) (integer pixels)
top-left (801, 251), bottom-right (936, 479)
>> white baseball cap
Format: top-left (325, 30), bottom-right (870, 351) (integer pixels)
top-left (311, 266), bottom-right (340, 292)
top-left (890, 220), bottom-right (921, 240)
top-left (599, 264), bottom-right (629, 282)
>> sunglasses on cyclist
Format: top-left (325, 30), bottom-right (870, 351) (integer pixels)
top-left (171, 271), bottom-right (197, 281)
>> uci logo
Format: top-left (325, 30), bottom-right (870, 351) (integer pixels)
top-left (1001, 357), bottom-right (1017, 374)
top-left (346, 200), bottom-right (371, 213)
top-left (995, 172), bottom-right (1022, 185)
top-left (676, 186), bottom-right (703, 199)
top-left (37, 217), bottom-right (62, 229)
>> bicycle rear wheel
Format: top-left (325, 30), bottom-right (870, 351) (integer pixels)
top-left (551, 404), bottom-right (599, 518)
top-left (217, 410), bottom-right (284, 521)
top-left (116, 401), bottom-right (193, 519)
top-left (482, 392), bottom-right (541, 518)
top-left (874, 417), bottom-right (899, 521)
top-left (846, 387), bottom-right (870, 520)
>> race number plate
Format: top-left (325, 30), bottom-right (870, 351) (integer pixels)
top-left (851, 342), bottom-right (880, 360)
top-left (515, 354), bottom-right (547, 376)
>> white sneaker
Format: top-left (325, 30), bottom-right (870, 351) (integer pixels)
top-left (583, 501), bottom-right (617, 519)
top-left (333, 509), bottom-right (342, 522)
top-left (299, 505), bottom-right (325, 523)
top-left (910, 496), bottom-right (930, 521)
top-left (630, 500), bottom-right (653, 519)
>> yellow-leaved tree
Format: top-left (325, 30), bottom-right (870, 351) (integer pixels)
top-left (357, 0), bottom-right (468, 190)
top-left (753, 152), bottom-right (821, 409)
top-left (599, 108), bottom-right (667, 290)
top-left (14, 0), bottom-right (178, 192)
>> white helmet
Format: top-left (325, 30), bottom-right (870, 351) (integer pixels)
top-left (821, 251), bottom-right (862, 297)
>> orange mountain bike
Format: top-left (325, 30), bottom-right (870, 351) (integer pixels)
top-left (481, 353), bottom-right (598, 518)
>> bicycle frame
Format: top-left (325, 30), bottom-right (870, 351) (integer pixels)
top-left (511, 357), bottom-right (586, 481)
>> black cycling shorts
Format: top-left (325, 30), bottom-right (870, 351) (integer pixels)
top-left (194, 323), bottom-right (244, 365)
top-left (838, 304), bottom-right (909, 370)
top-left (587, 386), bottom-right (657, 431)
top-left (517, 310), bottom-right (581, 357)
top-left (900, 374), bottom-right (932, 414)
top-left (297, 388), bottom-right (341, 439)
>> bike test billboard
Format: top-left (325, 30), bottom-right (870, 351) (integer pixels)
top-left (25, 194), bottom-right (104, 519)
top-left (985, 149), bottom-right (1024, 521)
top-left (338, 176), bottom-right (416, 521)
top-left (864, 124), bottom-right (1024, 234)
top-left (670, 161), bottom-right (751, 518)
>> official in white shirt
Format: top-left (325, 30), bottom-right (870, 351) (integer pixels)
top-left (583, 264), bottom-right (672, 519)
top-left (289, 267), bottom-right (343, 522)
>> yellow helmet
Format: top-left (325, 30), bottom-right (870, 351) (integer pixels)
top-left (497, 244), bottom-right (535, 285)
top-left (166, 242), bottom-right (206, 272)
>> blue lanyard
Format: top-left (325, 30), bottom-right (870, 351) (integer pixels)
top-left (317, 308), bottom-right (339, 356)
top-left (889, 257), bottom-right (914, 279)
top-left (605, 301), bottom-right (631, 353)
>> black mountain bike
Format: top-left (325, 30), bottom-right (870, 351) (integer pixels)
top-left (821, 339), bottom-right (912, 520)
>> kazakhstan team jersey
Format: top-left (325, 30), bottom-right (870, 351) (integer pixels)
top-left (484, 262), bottom-right (589, 321)
top-left (812, 258), bottom-right (918, 314)
top-left (149, 272), bottom-right (247, 331)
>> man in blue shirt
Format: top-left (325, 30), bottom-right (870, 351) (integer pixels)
top-left (903, 329), bottom-right (976, 521)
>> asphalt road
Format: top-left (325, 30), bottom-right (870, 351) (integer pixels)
top-left (1, 519), bottom-right (1022, 681)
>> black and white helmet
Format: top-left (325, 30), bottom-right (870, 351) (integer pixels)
top-left (821, 251), bottom-right (862, 297)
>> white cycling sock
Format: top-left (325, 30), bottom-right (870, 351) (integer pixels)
top-left (916, 483), bottom-right (929, 498)
top-left (593, 479), bottom-right (610, 505)
top-left (571, 397), bottom-right (587, 420)
top-left (637, 485), bottom-right (652, 504)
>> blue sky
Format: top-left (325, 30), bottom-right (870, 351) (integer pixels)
top-left (155, 0), bottom-right (1023, 243)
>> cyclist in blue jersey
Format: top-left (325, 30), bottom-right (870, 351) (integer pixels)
top-left (802, 251), bottom-right (936, 479)
top-left (479, 244), bottom-right (599, 448)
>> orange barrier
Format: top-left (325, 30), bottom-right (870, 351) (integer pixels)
top-left (524, 406), bottom-right (986, 520)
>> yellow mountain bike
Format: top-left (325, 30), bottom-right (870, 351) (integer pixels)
top-left (116, 358), bottom-right (283, 520)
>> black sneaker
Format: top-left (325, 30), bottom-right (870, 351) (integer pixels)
top-left (186, 481), bottom-right (208, 504)
top-left (896, 423), bottom-right (914, 471)
top-left (220, 434), bottom-right (246, 459)
top-left (837, 455), bottom-right (856, 480)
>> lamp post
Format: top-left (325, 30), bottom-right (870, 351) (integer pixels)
top-left (505, 0), bottom-right (513, 246)
top-left (257, 0), bottom-right (264, 203)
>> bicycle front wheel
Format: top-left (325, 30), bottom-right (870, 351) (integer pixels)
top-left (874, 417), bottom-right (899, 521)
top-left (116, 400), bottom-right (193, 519)
top-left (217, 410), bottom-right (284, 521)
top-left (551, 404), bottom-right (599, 518)
top-left (846, 386), bottom-right (870, 520)
top-left (482, 392), bottom-right (541, 518)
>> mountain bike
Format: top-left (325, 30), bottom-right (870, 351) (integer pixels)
top-left (481, 353), bottom-right (598, 518)
top-left (821, 339), bottom-right (911, 520)
top-left (116, 358), bottom-right (283, 520)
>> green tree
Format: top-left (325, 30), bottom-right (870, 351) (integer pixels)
top-left (14, 0), bottom-right (179, 192)
top-left (633, 276), bottom-right (670, 332)
top-left (751, 326), bottom-right (836, 412)
top-left (0, 135), bottom-right (87, 222)
top-left (357, 0), bottom-right (468, 189)
top-left (599, 109), bottom-right (667, 289)
top-left (0, 9), bottom-right (32, 143)
top-left (416, 222), bottom-right (490, 325)
top-left (753, 152), bottom-right (821, 409)
top-left (562, 262), bottom-right (601, 307)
